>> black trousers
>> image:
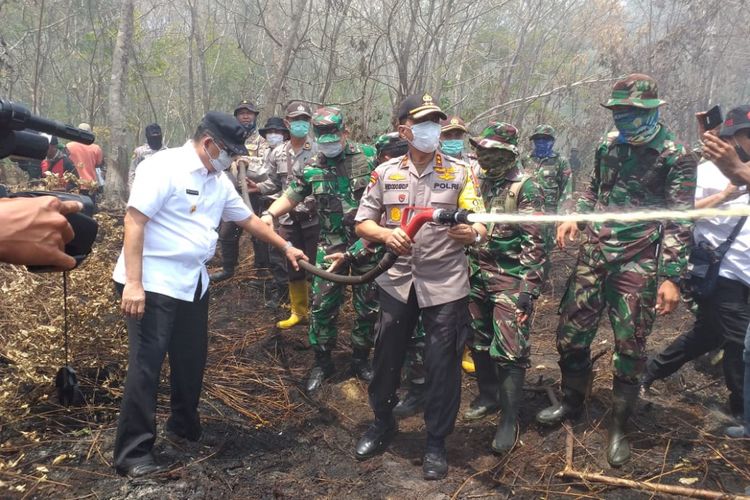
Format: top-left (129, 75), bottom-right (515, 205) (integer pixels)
top-left (646, 276), bottom-right (749, 413)
top-left (278, 221), bottom-right (320, 282)
top-left (369, 286), bottom-right (470, 439)
top-left (113, 281), bottom-right (209, 469)
top-left (250, 194), bottom-right (271, 269)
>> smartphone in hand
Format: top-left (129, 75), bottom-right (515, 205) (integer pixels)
top-left (700, 105), bottom-right (723, 132)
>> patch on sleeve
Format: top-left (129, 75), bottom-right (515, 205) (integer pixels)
top-left (366, 170), bottom-right (380, 193)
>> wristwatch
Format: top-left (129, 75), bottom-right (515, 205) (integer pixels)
top-left (261, 210), bottom-right (276, 221)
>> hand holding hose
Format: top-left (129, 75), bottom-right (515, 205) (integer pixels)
top-left (385, 227), bottom-right (412, 256)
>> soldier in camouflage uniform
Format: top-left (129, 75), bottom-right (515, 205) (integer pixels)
top-left (521, 125), bottom-right (573, 281)
top-left (464, 122), bottom-right (546, 453)
top-left (261, 107), bottom-right (378, 392)
top-left (210, 99), bottom-right (272, 285)
top-left (536, 74), bottom-right (697, 467)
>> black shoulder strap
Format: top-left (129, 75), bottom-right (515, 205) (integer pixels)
top-left (716, 215), bottom-right (748, 256)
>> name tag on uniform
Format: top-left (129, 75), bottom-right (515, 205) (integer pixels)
top-left (186, 189), bottom-right (199, 195)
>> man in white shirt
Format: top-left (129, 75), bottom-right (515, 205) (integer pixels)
top-left (112, 111), bottom-right (307, 477)
top-left (643, 144), bottom-right (750, 419)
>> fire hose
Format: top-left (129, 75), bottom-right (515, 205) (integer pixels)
top-left (294, 204), bottom-right (750, 285)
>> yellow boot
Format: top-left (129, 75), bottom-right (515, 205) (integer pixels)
top-left (462, 346), bottom-right (476, 374)
top-left (277, 280), bottom-right (309, 329)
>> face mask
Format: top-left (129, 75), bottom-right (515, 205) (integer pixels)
top-left (289, 120), bottom-right (310, 138)
top-left (147, 135), bottom-right (163, 151)
top-left (318, 141), bottom-right (344, 158)
top-left (532, 137), bottom-right (554, 158)
top-left (440, 139), bottom-right (464, 156)
top-left (266, 133), bottom-right (284, 147)
top-left (613, 108), bottom-right (660, 145)
top-left (408, 121), bottom-right (441, 153)
top-left (477, 148), bottom-right (516, 179)
top-left (204, 141), bottom-right (233, 172)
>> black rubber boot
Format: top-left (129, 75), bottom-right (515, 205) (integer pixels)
top-left (393, 382), bottom-right (425, 418)
top-left (536, 368), bottom-right (591, 426)
top-left (422, 435), bottom-right (448, 480)
top-left (607, 379), bottom-right (639, 467)
top-left (210, 237), bottom-right (239, 282)
top-left (351, 348), bottom-right (374, 382)
top-left (463, 350), bottom-right (500, 421)
top-left (306, 349), bottom-right (335, 393)
top-left (491, 366), bottom-right (525, 454)
top-left (355, 415), bottom-right (397, 460)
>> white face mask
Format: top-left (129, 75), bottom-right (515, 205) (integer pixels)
top-left (266, 133), bottom-right (284, 147)
top-left (408, 121), bottom-right (441, 153)
top-left (204, 141), bottom-right (233, 172)
top-left (318, 141), bottom-right (344, 158)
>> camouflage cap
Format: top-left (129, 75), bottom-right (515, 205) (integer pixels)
top-left (234, 98), bottom-right (259, 115)
top-left (375, 132), bottom-right (408, 156)
top-left (602, 74), bottom-right (666, 110)
top-left (440, 116), bottom-right (468, 133)
top-left (530, 124), bottom-right (556, 139)
top-left (312, 106), bottom-right (344, 144)
top-left (469, 121), bottom-right (519, 155)
top-left (285, 101), bottom-right (312, 119)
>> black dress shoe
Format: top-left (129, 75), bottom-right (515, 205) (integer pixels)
top-left (422, 448), bottom-right (448, 480)
top-left (355, 419), bottom-right (397, 460)
top-left (116, 459), bottom-right (165, 478)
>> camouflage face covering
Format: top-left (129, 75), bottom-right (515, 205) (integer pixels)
top-left (477, 148), bottom-right (516, 179)
top-left (613, 107), bottom-right (660, 145)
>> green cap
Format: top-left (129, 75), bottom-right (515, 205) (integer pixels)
top-left (530, 124), bottom-right (556, 139)
top-left (312, 106), bottom-right (344, 144)
top-left (602, 73), bottom-right (666, 110)
top-left (469, 122), bottom-right (519, 155)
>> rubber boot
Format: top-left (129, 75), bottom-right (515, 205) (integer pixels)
top-left (726, 361), bottom-right (750, 438)
top-left (277, 281), bottom-right (309, 329)
top-left (607, 379), bottom-right (639, 467)
top-left (393, 382), bottom-right (425, 418)
top-left (492, 366), bottom-right (525, 454)
top-left (463, 350), bottom-right (500, 421)
top-left (209, 237), bottom-right (239, 282)
top-left (351, 348), bottom-right (374, 382)
top-left (536, 369), bottom-right (591, 426)
top-left (306, 349), bottom-right (335, 393)
top-left (462, 346), bottom-right (475, 374)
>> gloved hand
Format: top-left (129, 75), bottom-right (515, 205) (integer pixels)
top-left (515, 292), bottom-right (534, 325)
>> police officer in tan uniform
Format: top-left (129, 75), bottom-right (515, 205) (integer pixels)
top-left (210, 99), bottom-right (271, 283)
top-left (353, 94), bottom-right (487, 480)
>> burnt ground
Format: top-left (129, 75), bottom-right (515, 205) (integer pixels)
top-left (1, 224), bottom-right (749, 499)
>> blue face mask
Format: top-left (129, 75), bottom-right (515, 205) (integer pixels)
top-left (532, 137), bottom-right (555, 158)
top-left (289, 120), bottom-right (310, 138)
top-left (440, 139), bottom-right (464, 156)
top-left (613, 108), bottom-right (660, 145)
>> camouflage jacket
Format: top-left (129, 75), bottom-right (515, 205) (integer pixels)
top-left (285, 142), bottom-right (376, 253)
top-left (521, 152), bottom-right (573, 214)
top-left (226, 130), bottom-right (270, 192)
top-left (258, 140), bottom-right (319, 228)
top-left (568, 125), bottom-right (697, 277)
top-left (468, 164), bottom-right (546, 296)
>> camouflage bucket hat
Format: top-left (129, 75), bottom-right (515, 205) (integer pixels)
top-left (312, 106), bottom-right (344, 144)
top-left (469, 121), bottom-right (519, 155)
top-left (602, 73), bottom-right (666, 110)
top-left (530, 124), bottom-right (556, 139)
top-left (469, 121), bottom-right (518, 151)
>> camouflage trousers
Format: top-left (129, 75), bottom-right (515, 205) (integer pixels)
top-left (309, 246), bottom-right (379, 351)
top-left (403, 318), bottom-right (426, 385)
top-left (541, 224), bottom-right (555, 282)
top-left (556, 244), bottom-right (658, 384)
top-left (468, 272), bottom-right (531, 368)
